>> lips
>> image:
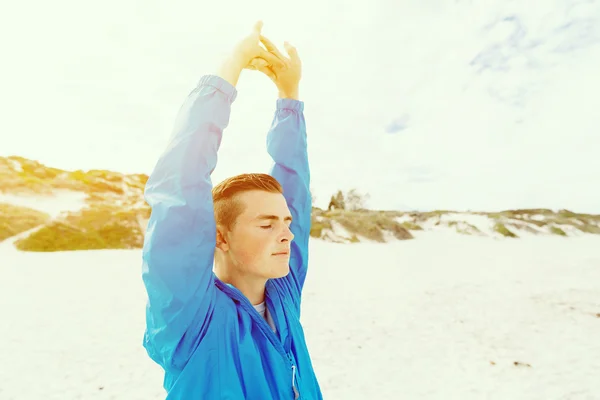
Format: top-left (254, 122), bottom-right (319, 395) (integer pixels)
top-left (272, 250), bottom-right (290, 256)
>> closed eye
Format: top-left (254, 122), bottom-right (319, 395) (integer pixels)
top-left (260, 225), bottom-right (272, 229)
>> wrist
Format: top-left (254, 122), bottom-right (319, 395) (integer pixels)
top-left (278, 88), bottom-right (299, 100)
top-left (217, 55), bottom-right (245, 87)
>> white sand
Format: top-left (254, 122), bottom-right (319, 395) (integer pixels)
top-left (0, 190), bottom-right (88, 218)
top-left (1, 234), bottom-right (600, 399)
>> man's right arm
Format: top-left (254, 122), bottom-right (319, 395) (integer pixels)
top-left (141, 74), bottom-right (237, 371)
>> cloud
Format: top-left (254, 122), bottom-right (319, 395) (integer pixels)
top-left (385, 115), bottom-right (410, 134)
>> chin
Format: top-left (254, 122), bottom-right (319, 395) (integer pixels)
top-left (269, 262), bottom-right (290, 279)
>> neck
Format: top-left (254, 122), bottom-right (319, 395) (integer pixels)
top-left (214, 259), bottom-right (267, 305)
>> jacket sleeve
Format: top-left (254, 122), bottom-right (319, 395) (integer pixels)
top-left (266, 99), bottom-right (311, 306)
top-left (141, 74), bottom-right (237, 371)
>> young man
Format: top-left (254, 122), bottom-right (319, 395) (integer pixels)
top-left (141, 22), bottom-right (323, 399)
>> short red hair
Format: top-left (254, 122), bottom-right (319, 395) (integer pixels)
top-left (212, 173), bottom-right (283, 230)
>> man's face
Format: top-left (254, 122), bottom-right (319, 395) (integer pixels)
top-left (221, 190), bottom-right (294, 280)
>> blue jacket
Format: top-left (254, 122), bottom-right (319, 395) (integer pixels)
top-left (141, 74), bottom-right (323, 399)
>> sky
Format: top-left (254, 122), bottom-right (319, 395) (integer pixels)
top-left (1, 0), bottom-right (599, 212)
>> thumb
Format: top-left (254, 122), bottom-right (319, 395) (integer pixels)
top-left (284, 41), bottom-right (298, 59)
top-left (253, 20), bottom-right (263, 34)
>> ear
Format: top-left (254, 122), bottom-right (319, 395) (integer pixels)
top-left (215, 225), bottom-right (230, 252)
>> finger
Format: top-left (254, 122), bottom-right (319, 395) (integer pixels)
top-left (253, 20), bottom-right (263, 34)
top-left (248, 58), bottom-right (277, 80)
top-left (259, 34), bottom-right (286, 61)
top-left (246, 58), bottom-right (266, 70)
top-left (255, 63), bottom-right (277, 82)
top-left (259, 49), bottom-right (286, 69)
top-left (284, 41), bottom-right (299, 63)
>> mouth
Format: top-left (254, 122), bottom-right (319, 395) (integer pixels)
top-left (272, 250), bottom-right (290, 256)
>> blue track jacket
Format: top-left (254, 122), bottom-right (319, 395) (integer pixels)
top-left (141, 74), bottom-right (323, 399)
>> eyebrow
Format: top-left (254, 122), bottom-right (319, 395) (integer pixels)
top-left (256, 214), bottom-right (293, 222)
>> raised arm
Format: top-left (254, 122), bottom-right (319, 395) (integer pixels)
top-left (246, 39), bottom-right (310, 298)
top-left (267, 99), bottom-right (311, 296)
top-left (141, 21), bottom-right (284, 371)
top-left (141, 74), bottom-right (236, 371)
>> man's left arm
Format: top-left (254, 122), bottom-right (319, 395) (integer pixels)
top-left (266, 98), bottom-right (311, 298)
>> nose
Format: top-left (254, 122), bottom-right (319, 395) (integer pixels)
top-left (280, 225), bottom-right (294, 242)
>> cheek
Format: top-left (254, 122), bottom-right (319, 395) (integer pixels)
top-left (232, 231), bottom-right (272, 266)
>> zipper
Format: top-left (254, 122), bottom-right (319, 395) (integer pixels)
top-left (291, 364), bottom-right (299, 399)
top-left (216, 279), bottom-right (301, 399)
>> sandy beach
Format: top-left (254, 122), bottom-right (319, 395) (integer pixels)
top-left (1, 233), bottom-right (599, 399)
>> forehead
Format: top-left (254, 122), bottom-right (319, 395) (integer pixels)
top-left (236, 190), bottom-right (291, 219)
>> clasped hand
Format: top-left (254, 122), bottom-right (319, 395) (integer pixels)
top-left (230, 21), bottom-right (302, 100)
